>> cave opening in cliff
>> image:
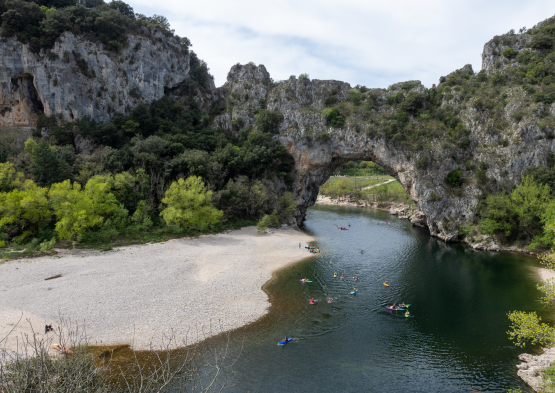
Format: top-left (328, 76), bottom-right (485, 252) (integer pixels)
top-left (11, 73), bottom-right (44, 118)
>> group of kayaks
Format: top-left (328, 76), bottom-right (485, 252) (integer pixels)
top-left (386, 303), bottom-right (411, 317)
top-left (305, 246), bottom-right (319, 254)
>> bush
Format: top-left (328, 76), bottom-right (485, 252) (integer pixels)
top-left (416, 156), bottom-right (429, 169)
top-left (254, 109), bottom-right (284, 134)
top-left (502, 48), bottom-right (518, 58)
top-left (399, 92), bottom-right (426, 114)
top-left (322, 107), bottom-right (345, 128)
top-left (445, 169), bottom-right (462, 187)
top-left (347, 89), bottom-right (364, 105)
top-left (299, 73), bottom-right (309, 80)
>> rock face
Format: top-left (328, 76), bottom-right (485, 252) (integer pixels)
top-left (0, 31), bottom-right (190, 129)
top-left (517, 348), bottom-right (555, 392)
top-left (213, 61), bottom-right (555, 241)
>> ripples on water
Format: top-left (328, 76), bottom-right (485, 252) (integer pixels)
top-left (210, 205), bottom-right (545, 392)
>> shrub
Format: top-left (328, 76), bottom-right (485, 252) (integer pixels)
top-left (511, 110), bottom-right (524, 123)
top-left (416, 156), bottom-right (429, 169)
top-left (347, 89), bottom-right (364, 105)
top-left (502, 48), bottom-right (518, 58)
top-left (386, 92), bottom-right (404, 105)
top-left (254, 109), bottom-right (284, 134)
top-left (399, 92), bottom-right (426, 114)
top-left (445, 169), bottom-right (463, 187)
top-left (299, 73), bottom-right (309, 80)
top-left (322, 107), bottom-right (345, 128)
top-left (529, 34), bottom-right (554, 50)
top-left (315, 131), bottom-right (332, 142)
top-left (39, 237), bottom-right (56, 251)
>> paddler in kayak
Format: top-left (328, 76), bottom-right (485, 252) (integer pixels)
top-left (354, 275), bottom-right (358, 281)
top-left (334, 272), bottom-right (337, 277)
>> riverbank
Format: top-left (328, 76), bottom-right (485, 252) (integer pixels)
top-left (0, 226), bottom-right (314, 352)
top-left (516, 268), bottom-right (555, 392)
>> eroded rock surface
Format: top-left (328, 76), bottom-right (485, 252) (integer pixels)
top-left (0, 31), bottom-right (190, 127)
top-left (517, 348), bottom-right (555, 391)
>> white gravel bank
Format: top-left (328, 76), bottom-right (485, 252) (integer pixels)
top-left (0, 226), bottom-right (314, 351)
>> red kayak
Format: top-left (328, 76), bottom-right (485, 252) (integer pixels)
top-left (339, 228), bottom-right (349, 230)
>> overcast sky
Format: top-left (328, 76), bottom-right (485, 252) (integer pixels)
top-left (130, 0), bottom-right (555, 89)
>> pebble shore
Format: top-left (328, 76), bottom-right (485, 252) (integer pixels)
top-left (0, 226), bottom-right (314, 351)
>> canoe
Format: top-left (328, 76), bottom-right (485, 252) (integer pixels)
top-left (53, 343), bottom-right (73, 354)
top-left (278, 338), bottom-right (293, 345)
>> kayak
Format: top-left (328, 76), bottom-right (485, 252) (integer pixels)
top-left (351, 290), bottom-right (358, 295)
top-left (300, 280), bottom-right (313, 283)
top-left (53, 343), bottom-right (73, 354)
top-left (327, 299), bottom-right (333, 303)
top-left (278, 338), bottom-right (293, 345)
top-left (386, 306), bottom-right (404, 311)
top-left (383, 283), bottom-right (390, 287)
top-left (405, 313), bottom-right (410, 318)
top-left (309, 301), bottom-right (315, 305)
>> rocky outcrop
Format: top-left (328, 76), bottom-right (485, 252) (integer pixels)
top-left (517, 348), bottom-right (555, 391)
top-left (0, 31), bottom-right (190, 128)
top-left (213, 61), bottom-right (555, 241)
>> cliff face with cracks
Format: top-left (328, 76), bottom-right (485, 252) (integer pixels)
top-left (0, 30), bottom-right (190, 132)
top-left (1, 24), bottom-right (555, 243)
top-left (213, 56), bottom-right (555, 241)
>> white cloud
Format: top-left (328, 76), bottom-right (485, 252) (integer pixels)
top-left (130, 0), bottom-right (555, 88)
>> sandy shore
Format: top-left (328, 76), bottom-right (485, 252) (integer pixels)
top-left (0, 226), bottom-right (314, 352)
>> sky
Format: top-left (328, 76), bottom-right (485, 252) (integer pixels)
top-left (130, 0), bottom-right (555, 89)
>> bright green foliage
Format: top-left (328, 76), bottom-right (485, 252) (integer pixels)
top-left (0, 180), bottom-right (51, 236)
top-left (480, 176), bottom-right (551, 241)
top-left (39, 237), bottom-right (56, 251)
top-left (0, 161), bottom-right (24, 192)
top-left (298, 73), bottom-right (309, 80)
top-left (258, 209), bottom-right (280, 230)
top-left (502, 48), bottom-right (518, 58)
top-left (507, 310), bottom-right (555, 348)
top-left (49, 178), bottom-right (119, 240)
top-left (254, 109), bottom-right (284, 134)
top-left (160, 176), bottom-right (223, 229)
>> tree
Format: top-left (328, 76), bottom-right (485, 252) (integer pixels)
top-left (160, 176), bottom-right (223, 230)
top-left (507, 311), bottom-right (555, 348)
top-left (0, 162), bottom-right (24, 192)
top-left (254, 110), bottom-right (284, 134)
top-left (49, 177), bottom-right (119, 240)
top-left (0, 180), bottom-right (51, 237)
top-left (25, 138), bottom-right (73, 186)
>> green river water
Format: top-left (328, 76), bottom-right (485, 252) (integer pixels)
top-left (215, 204), bottom-right (550, 392)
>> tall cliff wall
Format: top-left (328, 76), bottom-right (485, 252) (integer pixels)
top-left (0, 30), bottom-right (190, 131)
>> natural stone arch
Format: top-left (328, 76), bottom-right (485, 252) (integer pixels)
top-left (214, 62), bottom-right (554, 243)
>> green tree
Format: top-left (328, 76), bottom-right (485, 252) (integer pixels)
top-left (160, 176), bottom-right (223, 230)
top-left (0, 161), bottom-right (24, 192)
top-left (25, 138), bottom-right (73, 186)
top-left (507, 310), bottom-right (555, 348)
top-left (254, 109), bottom-right (284, 134)
top-left (0, 180), bottom-right (51, 237)
top-left (49, 177), bottom-right (119, 240)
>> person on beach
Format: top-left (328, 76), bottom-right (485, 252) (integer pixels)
top-left (299, 243), bottom-right (301, 248)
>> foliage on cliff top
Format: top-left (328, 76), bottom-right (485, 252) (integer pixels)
top-left (0, 0), bottom-right (190, 52)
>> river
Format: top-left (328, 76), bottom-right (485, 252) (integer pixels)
top-left (211, 204), bottom-right (549, 392)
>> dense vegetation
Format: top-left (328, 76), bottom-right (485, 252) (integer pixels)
top-left (0, 3), bottom-right (297, 255)
top-left (339, 161), bottom-right (386, 177)
top-left (0, 0), bottom-right (188, 52)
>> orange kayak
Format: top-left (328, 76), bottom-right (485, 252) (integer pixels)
top-left (383, 283), bottom-right (390, 287)
top-left (53, 343), bottom-right (73, 355)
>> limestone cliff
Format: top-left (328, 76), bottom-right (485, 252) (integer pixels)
top-left (0, 30), bottom-right (190, 131)
top-left (213, 57), bottom-right (555, 241)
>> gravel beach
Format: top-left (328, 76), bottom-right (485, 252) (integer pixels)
top-left (0, 226), bottom-right (314, 351)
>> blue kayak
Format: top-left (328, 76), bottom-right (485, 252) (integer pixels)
top-left (278, 338), bottom-right (293, 345)
top-left (351, 290), bottom-right (358, 295)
